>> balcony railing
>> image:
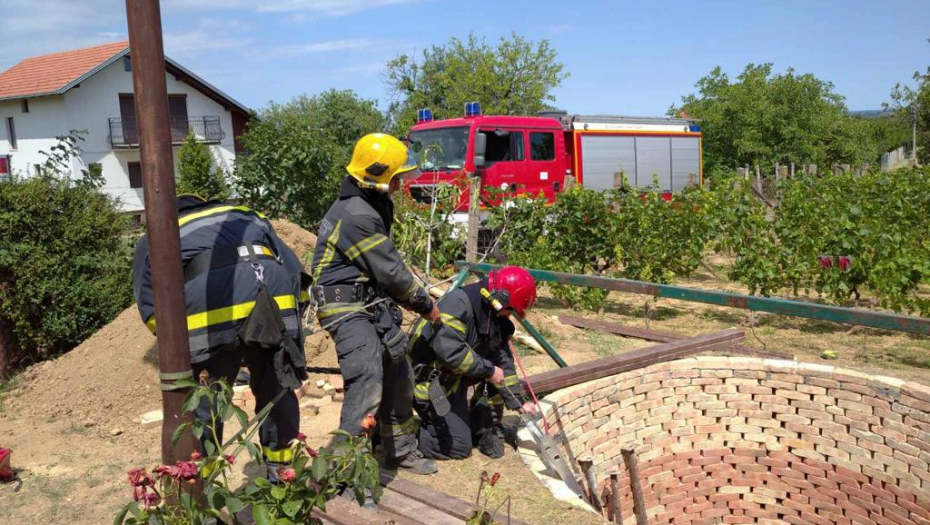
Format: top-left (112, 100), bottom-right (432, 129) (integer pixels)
top-left (109, 116), bottom-right (224, 148)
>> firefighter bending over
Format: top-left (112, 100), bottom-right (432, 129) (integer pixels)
top-left (311, 133), bottom-right (440, 475)
top-left (409, 266), bottom-right (539, 460)
top-left (133, 195), bottom-right (310, 482)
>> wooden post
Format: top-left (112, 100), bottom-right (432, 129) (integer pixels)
top-left (621, 443), bottom-right (648, 525)
top-left (613, 171), bottom-right (625, 189)
top-left (779, 165), bottom-right (789, 180)
top-left (736, 167), bottom-right (746, 179)
top-left (125, 0), bottom-right (197, 465)
top-left (754, 165), bottom-right (761, 192)
top-left (465, 175), bottom-right (480, 263)
top-left (790, 162), bottom-right (795, 178)
top-left (578, 456), bottom-right (603, 513)
top-left (609, 469), bottom-right (622, 524)
top-left (564, 174), bottom-right (576, 191)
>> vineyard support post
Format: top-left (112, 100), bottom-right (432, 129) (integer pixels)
top-left (465, 175), bottom-right (480, 263)
top-left (791, 162), bottom-right (795, 178)
top-left (622, 443), bottom-right (647, 525)
top-left (578, 456), bottom-right (603, 513)
top-left (124, 0), bottom-right (198, 465)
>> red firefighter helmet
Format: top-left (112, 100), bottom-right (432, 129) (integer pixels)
top-left (488, 266), bottom-right (537, 317)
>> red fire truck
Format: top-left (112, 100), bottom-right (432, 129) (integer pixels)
top-left (405, 103), bottom-right (702, 220)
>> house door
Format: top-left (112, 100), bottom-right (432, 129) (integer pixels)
top-left (168, 95), bottom-right (189, 142)
top-left (119, 94), bottom-right (138, 145)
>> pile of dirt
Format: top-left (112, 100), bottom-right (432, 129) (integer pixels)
top-left (6, 218), bottom-right (328, 442)
top-left (270, 219), bottom-right (317, 266)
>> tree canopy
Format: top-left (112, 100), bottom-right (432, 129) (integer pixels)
top-left (671, 63), bottom-right (907, 173)
top-left (385, 33), bottom-right (568, 134)
top-left (176, 132), bottom-right (230, 202)
top-left (233, 89), bottom-right (384, 229)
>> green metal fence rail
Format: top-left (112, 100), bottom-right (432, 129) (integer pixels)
top-left (456, 262), bottom-right (930, 337)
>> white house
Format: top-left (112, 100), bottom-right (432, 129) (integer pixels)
top-left (0, 41), bottom-right (250, 214)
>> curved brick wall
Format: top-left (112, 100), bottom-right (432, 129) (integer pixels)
top-left (540, 357), bottom-right (930, 525)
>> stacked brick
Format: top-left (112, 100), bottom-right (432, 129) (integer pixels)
top-left (539, 357), bottom-right (930, 525)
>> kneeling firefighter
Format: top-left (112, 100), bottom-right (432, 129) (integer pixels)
top-left (409, 266), bottom-right (539, 460)
top-left (310, 133), bottom-right (440, 476)
top-left (133, 195), bottom-right (310, 481)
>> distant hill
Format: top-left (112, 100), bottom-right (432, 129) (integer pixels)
top-left (849, 109), bottom-right (892, 119)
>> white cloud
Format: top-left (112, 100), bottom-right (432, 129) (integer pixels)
top-left (165, 0), bottom-right (426, 16)
top-left (248, 38), bottom-right (376, 60)
top-left (164, 18), bottom-right (254, 57)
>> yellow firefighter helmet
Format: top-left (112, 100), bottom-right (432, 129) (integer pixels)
top-left (346, 133), bottom-right (421, 191)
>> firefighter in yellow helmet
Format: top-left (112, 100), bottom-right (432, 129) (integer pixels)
top-left (311, 133), bottom-right (441, 481)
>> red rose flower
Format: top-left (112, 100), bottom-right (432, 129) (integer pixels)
top-left (295, 432), bottom-right (307, 442)
top-left (190, 451), bottom-right (202, 461)
top-left (128, 468), bottom-right (153, 487)
top-left (279, 468), bottom-right (297, 483)
top-left (305, 446), bottom-right (319, 458)
top-left (143, 491), bottom-right (160, 510)
top-left (223, 454), bottom-right (235, 465)
top-left (490, 472), bottom-right (501, 487)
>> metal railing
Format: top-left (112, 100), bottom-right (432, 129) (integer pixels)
top-left (108, 116), bottom-right (224, 148)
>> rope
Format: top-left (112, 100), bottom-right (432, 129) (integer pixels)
top-left (508, 340), bottom-right (549, 433)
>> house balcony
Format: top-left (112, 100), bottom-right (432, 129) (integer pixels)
top-left (108, 116), bottom-right (225, 149)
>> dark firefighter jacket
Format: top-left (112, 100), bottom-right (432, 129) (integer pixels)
top-left (310, 177), bottom-right (432, 319)
top-left (132, 196), bottom-right (310, 364)
top-left (408, 282), bottom-right (525, 410)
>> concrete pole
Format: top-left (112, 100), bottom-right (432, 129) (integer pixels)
top-left (125, 0), bottom-right (198, 465)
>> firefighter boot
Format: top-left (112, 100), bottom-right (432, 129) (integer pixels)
top-left (392, 449), bottom-right (438, 475)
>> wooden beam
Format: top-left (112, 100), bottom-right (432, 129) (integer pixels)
top-left (380, 472), bottom-right (532, 525)
top-left (379, 488), bottom-right (463, 525)
top-left (523, 329), bottom-right (745, 394)
top-left (312, 497), bottom-right (420, 525)
top-left (558, 316), bottom-right (791, 359)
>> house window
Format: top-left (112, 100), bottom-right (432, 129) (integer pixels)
top-left (530, 132), bottom-right (555, 161)
top-left (128, 162), bottom-right (143, 189)
top-left (21, 100), bottom-right (29, 113)
top-left (124, 56), bottom-right (132, 72)
top-left (5, 117), bottom-right (16, 150)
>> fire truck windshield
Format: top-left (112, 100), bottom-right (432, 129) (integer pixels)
top-left (408, 126), bottom-right (469, 171)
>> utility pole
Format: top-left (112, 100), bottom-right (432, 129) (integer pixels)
top-left (125, 0), bottom-right (198, 464)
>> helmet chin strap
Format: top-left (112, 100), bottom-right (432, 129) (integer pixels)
top-left (355, 179), bottom-right (390, 192)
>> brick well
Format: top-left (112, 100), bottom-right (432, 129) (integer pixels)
top-left (539, 357), bottom-right (930, 525)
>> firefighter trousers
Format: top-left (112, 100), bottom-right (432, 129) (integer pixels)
top-left (327, 315), bottom-right (417, 462)
top-left (192, 341), bottom-right (299, 474)
top-left (414, 380), bottom-right (505, 460)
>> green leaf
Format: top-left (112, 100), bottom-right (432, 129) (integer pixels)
top-left (311, 456), bottom-right (327, 481)
top-left (113, 503), bottom-right (132, 525)
top-left (226, 496), bottom-right (245, 514)
top-left (253, 504), bottom-right (273, 525)
top-left (183, 388), bottom-right (205, 414)
top-left (281, 500), bottom-right (302, 518)
top-left (253, 477), bottom-right (273, 489)
top-left (171, 422), bottom-right (191, 445)
top-left (271, 485), bottom-right (286, 500)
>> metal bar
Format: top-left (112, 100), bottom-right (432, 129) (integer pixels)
top-left (457, 262), bottom-right (930, 337)
top-left (558, 315), bottom-right (792, 359)
top-left (125, 0), bottom-right (197, 465)
top-left (609, 470), bottom-right (621, 524)
top-left (621, 443), bottom-right (648, 525)
top-left (516, 315), bottom-right (568, 368)
top-left (578, 456), bottom-right (603, 513)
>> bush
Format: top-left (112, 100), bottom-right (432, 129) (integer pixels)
top-left (234, 90), bottom-right (385, 230)
top-left (176, 132), bottom-right (229, 201)
top-left (392, 182), bottom-right (466, 279)
top-left (0, 175), bottom-right (133, 375)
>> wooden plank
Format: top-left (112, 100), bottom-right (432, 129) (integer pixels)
top-left (524, 329), bottom-right (745, 394)
top-left (558, 315), bottom-right (791, 359)
top-left (380, 473), bottom-right (531, 525)
top-left (311, 497), bottom-right (420, 525)
top-left (379, 488), bottom-right (464, 525)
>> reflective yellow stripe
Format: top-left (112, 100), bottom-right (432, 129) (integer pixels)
top-left (490, 394), bottom-right (503, 405)
top-left (441, 313), bottom-right (466, 334)
top-left (385, 415), bottom-right (419, 437)
top-left (414, 382), bottom-right (431, 400)
top-left (262, 446), bottom-right (293, 463)
top-left (299, 290), bottom-right (310, 303)
top-left (399, 278), bottom-right (419, 301)
top-left (178, 205), bottom-right (265, 227)
top-left (312, 219), bottom-right (341, 282)
top-left (344, 234), bottom-right (388, 261)
top-left (504, 374), bottom-right (520, 387)
top-left (453, 350), bottom-right (475, 374)
top-left (317, 303), bottom-right (366, 319)
top-left (146, 295), bottom-right (297, 332)
top-left (408, 319), bottom-right (427, 350)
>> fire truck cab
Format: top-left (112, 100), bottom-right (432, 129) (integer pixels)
top-left (405, 103), bottom-right (702, 218)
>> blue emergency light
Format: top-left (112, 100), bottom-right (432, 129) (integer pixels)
top-left (689, 124), bottom-right (702, 132)
top-left (417, 108), bottom-right (433, 123)
top-left (464, 101), bottom-right (481, 117)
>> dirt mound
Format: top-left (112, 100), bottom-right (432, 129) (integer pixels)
top-left (270, 219), bottom-right (317, 266)
top-left (7, 218), bottom-right (327, 442)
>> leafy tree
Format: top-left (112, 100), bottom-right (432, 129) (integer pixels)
top-left (234, 89), bottom-right (385, 229)
top-left (0, 174), bottom-right (132, 376)
top-left (671, 64), bottom-right (894, 172)
top-left (176, 132), bottom-right (229, 201)
top-left (887, 63), bottom-right (930, 164)
top-left (385, 33), bottom-right (568, 134)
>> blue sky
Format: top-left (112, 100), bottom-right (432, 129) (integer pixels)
top-left (1, 0), bottom-right (928, 115)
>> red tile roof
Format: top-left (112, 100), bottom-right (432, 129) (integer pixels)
top-left (0, 41), bottom-right (129, 100)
